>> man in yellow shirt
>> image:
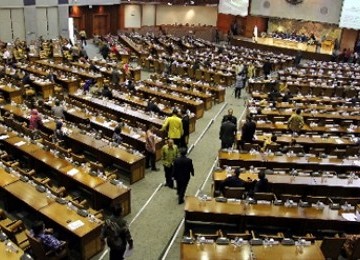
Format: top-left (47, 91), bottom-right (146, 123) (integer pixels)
top-left (161, 109), bottom-right (183, 146)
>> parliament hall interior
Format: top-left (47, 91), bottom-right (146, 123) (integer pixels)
top-left (1, 0), bottom-right (360, 259)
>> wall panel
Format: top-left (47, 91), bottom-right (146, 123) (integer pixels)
top-left (156, 6), bottom-right (217, 26)
top-left (250, 0), bottom-right (343, 24)
top-left (11, 9), bottom-right (26, 40)
top-left (124, 4), bottom-right (141, 28)
top-left (47, 7), bottom-right (59, 39)
top-left (0, 10), bottom-right (12, 42)
top-left (36, 8), bottom-right (48, 38)
top-left (142, 5), bottom-right (155, 26)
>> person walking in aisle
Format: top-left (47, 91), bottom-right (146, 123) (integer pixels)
top-left (173, 148), bottom-right (194, 204)
top-left (161, 139), bottom-right (179, 188)
top-left (161, 109), bottom-right (183, 147)
top-left (145, 125), bottom-right (159, 171)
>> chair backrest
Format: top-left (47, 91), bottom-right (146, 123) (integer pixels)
top-left (25, 231), bottom-right (48, 259)
top-left (253, 192), bottom-right (276, 202)
top-left (223, 187), bottom-right (246, 199)
top-left (320, 237), bottom-right (346, 260)
top-left (306, 196), bottom-right (330, 205)
top-left (280, 194), bottom-right (302, 203)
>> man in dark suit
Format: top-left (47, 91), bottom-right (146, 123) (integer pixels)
top-left (173, 148), bottom-right (194, 204)
top-left (240, 115), bottom-right (256, 145)
top-left (253, 169), bottom-right (270, 192)
top-left (220, 168), bottom-right (245, 195)
top-left (219, 117), bottom-right (237, 149)
top-left (146, 97), bottom-right (161, 114)
top-left (222, 109), bottom-right (237, 126)
top-left (180, 109), bottom-right (190, 150)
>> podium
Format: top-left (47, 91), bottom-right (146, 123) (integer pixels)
top-left (320, 39), bottom-right (335, 55)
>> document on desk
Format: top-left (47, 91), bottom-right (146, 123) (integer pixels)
top-left (335, 139), bottom-right (344, 144)
top-left (67, 220), bottom-right (84, 231)
top-left (342, 213), bottom-right (358, 221)
top-left (14, 141), bottom-right (26, 147)
top-left (67, 168), bottom-right (79, 176)
top-left (0, 135), bottom-right (9, 140)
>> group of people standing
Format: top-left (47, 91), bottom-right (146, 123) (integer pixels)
top-left (145, 108), bottom-right (194, 205)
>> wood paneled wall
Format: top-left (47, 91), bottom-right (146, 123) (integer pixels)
top-left (340, 29), bottom-right (359, 52)
top-left (69, 5), bottom-right (119, 37)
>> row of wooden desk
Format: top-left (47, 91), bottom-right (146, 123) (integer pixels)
top-left (181, 241), bottom-right (324, 260)
top-left (0, 132), bottom-right (131, 213)
top-left (1, 104), bottom-right (146, 184)
top-left (136, 84), bottom-right (205, 119)
top-left (185, 196), bottom-right (360, 234)
top-left (218, 151), bottom-right (360, 172)
top-left (0, 168), bottom-right (103, 259)
top-left (213, 170), bottom-right (360, 198)
top-left (111, 89), bottom-right (196, 133)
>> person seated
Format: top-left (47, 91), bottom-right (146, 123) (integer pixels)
top-left (220, 168), bottom-right (245, 195)
top-left (53, 121), bottom-right (65, 142)
top-left (126, 80), bottom-right (135, 92)
top-left (102, 85), bottom-right (113, 99)
top-left (146, 97), bottom-right (161, 114)
top-left (112, 125), bottom-right (122, 144)
top-left (262, 134), bottom-right (278, 152)
top-left (31, 221), bottom-right (65, 252)
top-left (253, 169), bottom-right (270, 193)
top-left (51, 100), bottom-right (65, 119)
top-left (281, 139), bottom-right (304, 154)
top-left (29, 109), bottom-right (43, 130)
top-left (288, 108), bottom-right (305, 134)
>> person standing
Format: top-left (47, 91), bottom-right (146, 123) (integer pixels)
top-left (51, 100), bottom-right (65, 119)
top-left (173, 148), bottom-right (194, 204)
top-left (219, 117), bottom-right (237, 149)
top-left (101, 205), bottom-right (133, 260)
top-left (145, 125), bottom-right (159, 171)
top-left (180, 109), bottom-right (190, 149)
top-left (240, 115), bottom-right (256, 145)
top-left (79, 30), bottom-right (87, 46)
top-left (263, 58), bottom-right (272, 79)
top-left (234, 72), bottom-right (245, 99)
top-left (161, 139), bottom-right (179, 188)
top-left (161, 109), bottom-right (183, 147)
top-left (222, 108), bottom-right (237, 126)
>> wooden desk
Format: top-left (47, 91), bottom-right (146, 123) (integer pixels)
top-left (181, 242), bottom-right (325, 260)
top-left (0, 168), bottom-right (20, 187)
top-left (67, 132), bottom-right (145, 184)
top-left (213, 170), bottom-right (360, 198)
top-left (63, 106), bottom-right (165, 161)
top-left (0, 84), bottom-right (23, 104)
top-left (0, 135), bottom-right (131, 213)
top-left (39, 203), bottom-right (103, 260)
top-left (69, 94), bottom-right (165, 131)
top-left (137, 85), bottom-right (205, 119)
top-left (0, 240), bottom-right (24, 259)
top-left (236, 134), bottom-right (356, 152)
top-left (1, 104), bottom-right (146, 184)
top-left (255, 121), bottom-right (360, 136)
top-left (111, 90), bottom-right (196, 133)
top-left (218, 151), bottom-right (360, 172)
top-left (4, 180), bottom-right (52, 211)
top-left (144, 80), bottom-right (214, 110)
top-left (185, 196), bottom-right (360, 233)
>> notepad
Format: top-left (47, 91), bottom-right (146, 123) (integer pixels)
top-left (14, 141), bottom-right (26, 147)
top-left (0, 135), bottom-right (9, 140)
top-left (342, 213), bottom-right (358, 222)
top-left (67, 168), bottom-right (79, 176)
top-left (67, 220), bottom-right (84, 231)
